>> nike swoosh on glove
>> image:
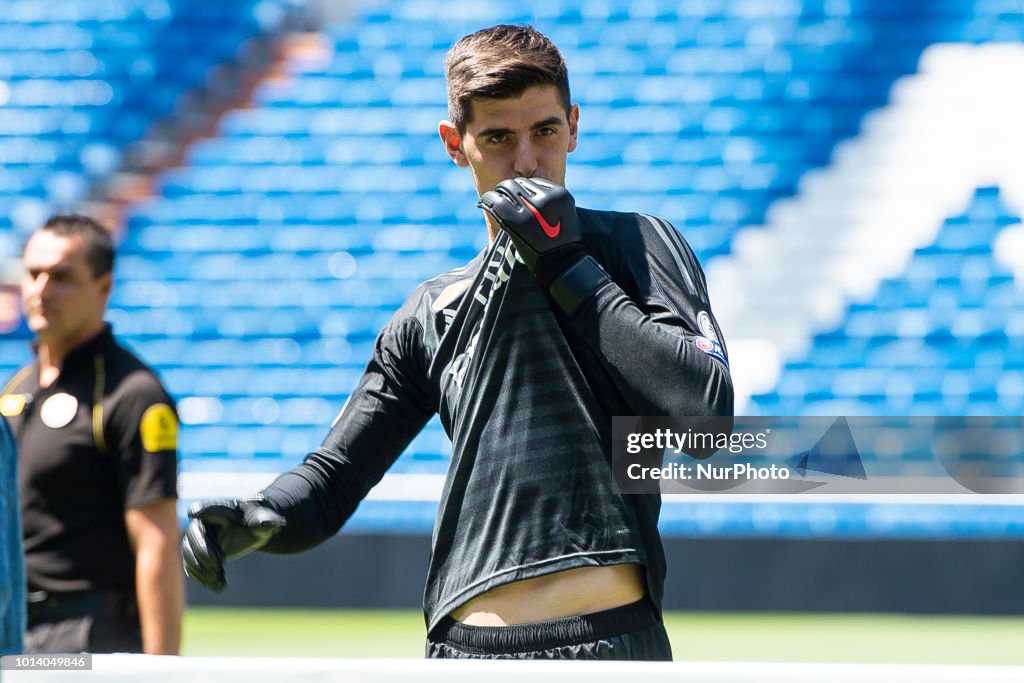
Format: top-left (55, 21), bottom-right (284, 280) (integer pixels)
top-left (478, 177), bottom-right (586, 287)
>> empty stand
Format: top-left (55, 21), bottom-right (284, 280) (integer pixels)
top-left (0, 0), bottom-right (291, 240)
top-left (2, 1), bottom-right (1023, 528)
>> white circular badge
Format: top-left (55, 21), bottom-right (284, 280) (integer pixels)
top-left (697, 311), bottom-right (718, 342)
top-left (40, 393), bottom-right (78, 429)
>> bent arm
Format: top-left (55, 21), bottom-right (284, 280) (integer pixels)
top-left (551, 215), bottom-right (733, 417)
top-left (569, 272), bottom-right (733, 416)
top-left (481, 179), bottom-right (733, 418)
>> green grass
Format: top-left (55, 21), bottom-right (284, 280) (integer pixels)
top-left (184, 609), bottom-right (426, 658)
top-left (182, 608), bottom-right (1024, 664)
top-left (663, 612), bottom-right (1024, 665)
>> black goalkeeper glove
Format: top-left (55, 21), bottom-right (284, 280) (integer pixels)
top-left (477, 177), bottom-right (586, 287)
top-left (479, 177), bottom-right (611, 316)
top-left (181, 497), bottom-right (285, 592)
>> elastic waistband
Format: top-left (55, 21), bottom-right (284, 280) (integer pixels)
top-left (430, 599), bottom-right (658, 655)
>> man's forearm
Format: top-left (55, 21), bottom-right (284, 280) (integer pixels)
top-left (570, 274), bottom-right (734, 417)
top-left (135, 533), bottom-right (184, 654)
top-left (258, 453), bottom-right (353, 554)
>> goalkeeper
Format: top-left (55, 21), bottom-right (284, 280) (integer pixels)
top-left (182, 24), bottom-right (733, 660)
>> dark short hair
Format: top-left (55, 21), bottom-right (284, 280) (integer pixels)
top-left (444, 24), bottom-right (571, 134)
top-left (37, 214), bottom-right (115, 278)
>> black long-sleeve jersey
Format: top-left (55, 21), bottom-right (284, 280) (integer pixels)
top-left (259, 208), bottom-right (733, 633)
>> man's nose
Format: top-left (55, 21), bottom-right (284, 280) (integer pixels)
top-left (29, 273), bottom-right (51, 297)
top-left (512, 141), bottom-right (538, 178)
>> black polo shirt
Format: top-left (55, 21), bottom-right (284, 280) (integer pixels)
top-left (0, 325), bottom-right (178, 594)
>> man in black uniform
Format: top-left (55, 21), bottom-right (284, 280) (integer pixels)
top-left (1, 215), bottom-right (183, 654)
top-left (182, 25), bottom-right (733, 660)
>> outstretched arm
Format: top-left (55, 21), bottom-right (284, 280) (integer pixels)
top-left (183, 314), bottom-right (434, 591)
top-left (259, 317), bottom-right (434, 553)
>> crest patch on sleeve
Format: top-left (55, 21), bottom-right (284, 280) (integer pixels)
top-left (140, 403), bottom-right (178, 452)
top-left (0, 394), bottom-right (26, 417)
top-left (693, 336), bottom-right (728, 368)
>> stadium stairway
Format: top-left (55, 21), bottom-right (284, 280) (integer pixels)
top-left (752, 186), bottom-right (1024, 416)
top-left (709, 42), bottom-right (1024, 411)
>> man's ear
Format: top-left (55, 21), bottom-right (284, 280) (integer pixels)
top-left (567, 104), bottom-right (580, 154)
top-left (439, 120), bottom-right (469, 167)
top-left (98, 271), bottom-right (113, 301)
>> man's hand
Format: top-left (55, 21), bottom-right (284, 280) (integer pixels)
top-left (181, 497), bottom-right (285, 592)
top-left (478, 178), bottom-right (586, 286)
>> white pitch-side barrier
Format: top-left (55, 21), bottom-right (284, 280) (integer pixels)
top-left (3, 656), bottom-right (1024, 683)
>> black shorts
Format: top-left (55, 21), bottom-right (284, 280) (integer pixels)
top-left (426, 599), bottom-right (672, 660)
top-left (25, 590), bottom-right (142, 654)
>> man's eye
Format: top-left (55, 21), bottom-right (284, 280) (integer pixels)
top-left (538, 127), bottom-right (555, 136)
top-left (488, 134), bottom-right (508, 144)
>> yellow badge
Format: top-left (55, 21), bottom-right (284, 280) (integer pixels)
top-left (140, 403), bottom-right (178, 452)
top-left (0, 394), bottom-right (27, 417)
